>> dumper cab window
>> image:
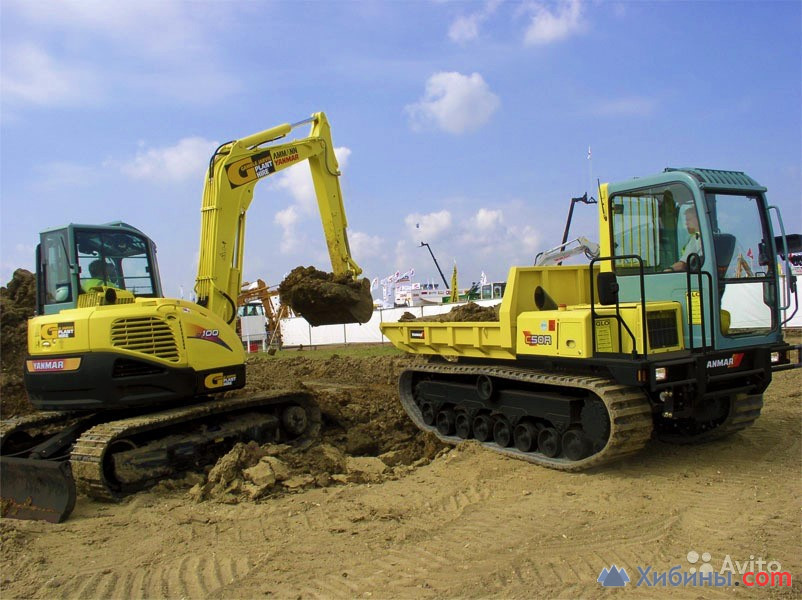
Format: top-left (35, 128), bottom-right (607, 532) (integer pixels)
top-left (707, 192), bottom-right (776, 336)
top-left (610, 183), bottom-right (700, 274)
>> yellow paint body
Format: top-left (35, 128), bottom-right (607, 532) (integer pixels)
top-left (380, 265), bottom-right (684, 360)
top-left (27, 298), bottom-right (244, 374)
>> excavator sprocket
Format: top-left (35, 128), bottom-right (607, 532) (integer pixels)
top-left (399, 361), bottom-right (654, 471)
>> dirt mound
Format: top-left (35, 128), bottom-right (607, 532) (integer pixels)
top-left (192, 353), bottom-right (444, 504)
top-left (1, 269), bottom-right (36, 417)
top-left (399, 301), bottom-right (499, 323)
top-left (278, 266), bottom-right (373, 326)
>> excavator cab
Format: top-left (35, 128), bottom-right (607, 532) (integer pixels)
top-left (36, 222), bottom-right (162, 315)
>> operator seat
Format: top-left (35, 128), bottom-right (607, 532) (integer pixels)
top-left (713, 233), bottom-right (736, 278)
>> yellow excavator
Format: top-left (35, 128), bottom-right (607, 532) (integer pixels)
top-left (381, 168), bottom-right (800, 469)
top-left (1, 112), bottom-right (372, 522)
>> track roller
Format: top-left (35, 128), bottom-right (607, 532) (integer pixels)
top-left (537, 427), bottom-right (561, 458)
top-left (493, 416), bottom-right (513, 447)
top-left (513, 421), bottom-right (538, 452)
top-left (455, 411), bottom-right (472, 439)
top-left (436, 408), bottom-right (456, 436)
top-left (473, 414), bottom-right (493, 442)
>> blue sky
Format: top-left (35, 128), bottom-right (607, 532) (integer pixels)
top-left (2, 0), bottom-right (800, 297)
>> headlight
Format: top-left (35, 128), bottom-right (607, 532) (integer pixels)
top-left (770, 351), bottom-right (780, 363)
top-left (655, 367), bottom-right (667, 381)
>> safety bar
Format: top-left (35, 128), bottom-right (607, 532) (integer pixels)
top-left (589, 254), bottom-right (647, 358)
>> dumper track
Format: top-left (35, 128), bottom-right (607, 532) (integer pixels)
top-left (656, 392), bottom-right (763, 444)
top-left (400, 362), bottom-right (654, 471)
top-left (70, 391), bottom-right (321, 502)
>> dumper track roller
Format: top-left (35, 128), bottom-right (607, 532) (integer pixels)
top-left (70, 391), bottom-right (321, 501)
top-left (399, 361), bottom-right (654, 471)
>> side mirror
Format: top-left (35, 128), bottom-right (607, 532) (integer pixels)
top-left (597, 272), bottom-right (619, 306)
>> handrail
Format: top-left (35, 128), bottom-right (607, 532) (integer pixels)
top-left (589, 254), bottom-right (648, 358)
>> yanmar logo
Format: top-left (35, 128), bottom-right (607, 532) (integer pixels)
top-left (706, 353), bottom-right (744, 369)
top-left (26, 358), bottom-right (81, 372)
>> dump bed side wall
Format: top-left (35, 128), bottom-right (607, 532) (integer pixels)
top-left (381, 265), bottom-right (600, 357)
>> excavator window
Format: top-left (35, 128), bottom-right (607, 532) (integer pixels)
top-left (40, 229), bottom-right (73, 306)
top-left (75, 229), bottom-right (157, 296)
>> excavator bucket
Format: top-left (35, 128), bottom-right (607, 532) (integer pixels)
top-left (0, 457), bottom-right (76, 523)
top-left (279, 267), bottom-right (374, 327)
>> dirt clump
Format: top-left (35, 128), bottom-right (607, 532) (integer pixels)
top-left (1, 269), bottom-right (36, 417)
top-left (191, 352), bottom-right (445, 504)
top-left (399, 301), bottom-right (499, 323)
top-left (278, 266), bottom-right (373, 326)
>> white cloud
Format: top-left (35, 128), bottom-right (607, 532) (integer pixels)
top-left (118, 137), bottom-right (218, 183)
top-left (273, 147), bottom-right (352, 215)
top-left (405, 72), bottom-right (500, 134)
top-left (349, 231), bottom-right (384, 264)
top-left (9, 1), bottom-right (211, 61)
top-left (3, 1), bottom-right (239, 107)
top-left (448, 0), bottom-right (502, 44)
top-left (391, 204), bottom-right (546, 285)
top-left (472, 208), bottom-right (504, 230)
top-left (1, 44), bottom-right (102, 107)
top-left (449, 15), bottom-right (482, 43)
top-left (272, 146), bottom-right (352, 254)
top-left (405, 210), bottom-right (453, 240)
top-left (523, 0), bottom-right (585, 46)
top-left (274, 206), bottom-right (302, 254)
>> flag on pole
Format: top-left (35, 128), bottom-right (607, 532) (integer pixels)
top-left (746, 248), bottom-right (753, 259)
top-left (449, 261), bottom-right (458, 304)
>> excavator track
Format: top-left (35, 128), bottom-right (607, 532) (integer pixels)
top-left (1, 411), bottom-right (79, 447)
top-left (70, 390), bottom-right (321, 502)
top-left (400, 361), bottom-right (654, 471)
top-left (656, 392), bottom-right (763, 444)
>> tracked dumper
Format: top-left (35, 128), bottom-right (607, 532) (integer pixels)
top-left (1, 113), bottom-right (370, 522)
top-left (381, 168), bottom-right (800, 469)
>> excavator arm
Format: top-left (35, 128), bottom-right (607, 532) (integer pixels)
top-left (194, 112), bottom-right (371, 326)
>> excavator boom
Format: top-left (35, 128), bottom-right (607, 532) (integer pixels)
top-left (195, 112), bottom-right (372, 326)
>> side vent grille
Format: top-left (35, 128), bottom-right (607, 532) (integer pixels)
top-left (112, 358), bottom-right (167, 378)
top-left (647, 310), bottom-right (679, 350)
top-left (110, 317), bottom-right (180, 362)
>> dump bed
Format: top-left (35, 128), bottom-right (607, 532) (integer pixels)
top-left (380, 265), bottom-right (598, 359)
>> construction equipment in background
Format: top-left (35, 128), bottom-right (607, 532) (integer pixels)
top-left (381, 167), bottom-right (800, 470)
top-left (238, 279), bottom-right (286, 354)
top-left (2, 112), bottom-right (370, 522)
